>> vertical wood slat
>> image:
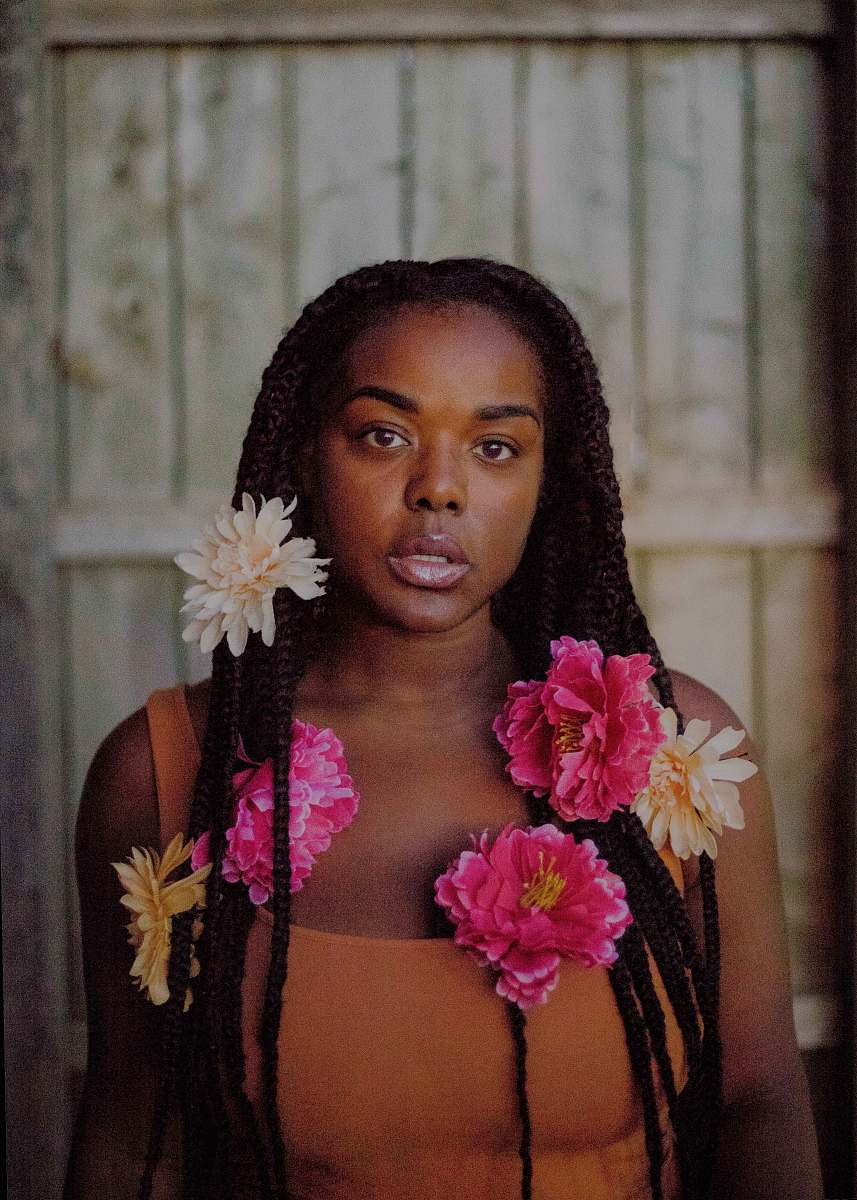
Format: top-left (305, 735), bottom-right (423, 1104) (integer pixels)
top-left (63, 565), bottom-right (182, 1023)
top-left (62, 50), bottom-right (174, 502)
top-left (526, 43), bottom-right (636, 488)
top-left (292, 44), bottom-right (403, 308)
top-left (638, 44), bottom-right (749, 493)
top-left (753, 45), bottom-right (833, 495)
top-left (759, 548), bottom-right (839, 994)
top-left (176, 48), bottom-right (287, 501)
top-left (411, 44), bottom-right (518, 261)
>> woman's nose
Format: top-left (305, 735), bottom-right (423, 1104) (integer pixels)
top-left (404, 444), bottom-right (466, 513)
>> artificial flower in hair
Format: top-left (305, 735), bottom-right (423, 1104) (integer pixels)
top-left (493, 637), bottom-right (665, 822)
top-left (112, 833), bottom-right (211, 1010)
top-left (631, 706), bottom-right (757, 859)
top-left (192, 723), bottom-right (359, 905)
top-left (435, 823), bottom-right (632, 1008)
top-left (174, 492), bottom-right (330, 657)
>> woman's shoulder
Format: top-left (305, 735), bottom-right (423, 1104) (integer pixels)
top-left (76, 703), bottom-right (160, 871)
top-left (665, 667), bottom-right (747, 731)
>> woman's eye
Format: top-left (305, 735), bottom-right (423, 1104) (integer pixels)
top-left (475, 439), bottom-right (516, 462)
top-left (362, 428), bottom-right (408, 449)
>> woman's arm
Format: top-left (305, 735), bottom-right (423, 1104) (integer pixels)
top-left (64, 707), bottom-right (183, 1200)
top-left (669, 670), bottom-right (824, 1199)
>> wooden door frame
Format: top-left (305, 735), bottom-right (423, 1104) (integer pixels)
top-left (3, 2), bottom-right (853, 1198)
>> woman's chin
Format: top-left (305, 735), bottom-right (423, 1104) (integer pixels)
top-left (336, 579), bottom-right (491, 635)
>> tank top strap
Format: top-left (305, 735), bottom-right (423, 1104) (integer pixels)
top-left (144, 684), bottom-right (202, 853)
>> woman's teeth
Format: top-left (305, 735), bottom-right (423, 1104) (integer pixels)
top-left (408, 554), bottom-right (449, 562)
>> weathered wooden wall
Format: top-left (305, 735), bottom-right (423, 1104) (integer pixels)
top-left (40, 2), bottom-right (844, 1190)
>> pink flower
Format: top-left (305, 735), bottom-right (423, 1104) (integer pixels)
top-left (434, 823), bottom-right (632, 1009)
top-left (493, 637), bottom-right (666, 822)
top-left (191, 724), bottom-right (359, 904)
top-left (491, 680), bottom-right (553, 795)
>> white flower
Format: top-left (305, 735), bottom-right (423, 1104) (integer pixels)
top-left (631, 706), bottom-right (758, 860)
top-left (174, 493), bottom-right (330, 657)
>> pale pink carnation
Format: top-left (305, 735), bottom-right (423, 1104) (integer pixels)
top-left (493, 637), bottom-right (666, 823)
top-left (434, 822), bottom-right (632, 1009)
top-left (192, 725), bottom-right (359, 904)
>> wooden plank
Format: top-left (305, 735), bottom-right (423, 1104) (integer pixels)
top-left (292, 45), bottom-right (402, 309)
top-left (753, 45), bottom-right (834, 495)
top-left (637, 44), bottom-right (749, 494)
top-left (644, 550), bottom-right (755, 727)
top-left (62, 49), bottom-right (174, 502)
top-left (526, 43), bottom-right (636, 488)
top-left (46, 1), bottom-right (834, 46)
top-left (411, 44), bottom-right (517, 261)
top-left (52, 489), bottom-right (841, 563)
top-left (759, 548), bottom-right (839, 994)
top-left (63, 564), bottom-right (181, 1022)
top-left (621, 488), bottom-right (840, 548)
top-left (793, 995), bottom-right (842, 1052)
top-left (175, 48), bottom-right (286, 500)
top-left (1, 12), bottom-right (70, 1193)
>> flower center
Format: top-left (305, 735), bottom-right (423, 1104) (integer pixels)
top-left (520, 852), bottom-right (567, 911)
top-left (555, 713), bottom-right (588, 755)
top-left (651, 749), bottom-right (693, 804)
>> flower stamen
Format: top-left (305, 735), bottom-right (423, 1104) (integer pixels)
top-left (555, 713), bottom-right (587, 755)
top-left (520, 851), bottom-right (567, 911)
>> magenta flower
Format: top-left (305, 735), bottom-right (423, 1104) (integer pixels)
top-left (493, 637), bottom-right (666, 822)
top-left (191, 724), bottom-right (359, 904)
top-left (435, 823), bottom-right (632, 1008)
top-left (491, 679), bottom-right (553, 794)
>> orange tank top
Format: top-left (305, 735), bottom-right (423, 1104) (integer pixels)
top-left (146, 684), bottom-right (688, 1200)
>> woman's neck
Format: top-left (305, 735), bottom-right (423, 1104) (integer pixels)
top-left (302, 603), bottom-right (519, 722)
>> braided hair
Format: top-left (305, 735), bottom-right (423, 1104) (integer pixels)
top-left (140, 257), bottom-right (722, 1200)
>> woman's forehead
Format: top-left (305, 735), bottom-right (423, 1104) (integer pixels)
top-left (340, 302), bottom-right (547, 406)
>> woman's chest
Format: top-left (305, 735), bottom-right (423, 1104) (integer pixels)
top-left (287, 734), bottom-right (537, 938)
top-left (240, 915), bottom-right (683, 1163)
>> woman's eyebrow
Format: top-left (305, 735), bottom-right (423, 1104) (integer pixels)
top-left (340, 386), bottom-right (419, 413)
top-left (341, 386), bottom-right (542, 426)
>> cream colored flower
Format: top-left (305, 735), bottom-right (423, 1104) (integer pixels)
top-left (631, 706), bottom-right (758, 860)
top-left (112, 833), bottom-right (211, 1011)
top-left (175, 492), bottom-right (330, 657)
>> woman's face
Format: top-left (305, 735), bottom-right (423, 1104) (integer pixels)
top-left (305, 302), bottom-right (546, 634)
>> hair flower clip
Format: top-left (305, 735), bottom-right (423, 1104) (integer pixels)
top-left (192, 724), bottom-right (359, 904)
top-left (174, 492), bottom-right (331, 657)
top-left (631, 705), bottom-right (757, 859)
top-left (493, 636), bottom-right (666, 822)
top-left (434, 823), bottom-right (632, 1008)
top-left (112, 833), bottom-right (211, 1011)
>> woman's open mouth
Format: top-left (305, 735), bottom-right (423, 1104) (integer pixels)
top-left (387, 534), bottom-right (471, 590)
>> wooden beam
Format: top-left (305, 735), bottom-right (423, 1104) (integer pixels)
top-left (53, 489), bottom-right (841, 563)
top-left (46, 1), bottom-right (833, 48)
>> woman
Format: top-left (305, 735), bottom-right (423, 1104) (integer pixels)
top-left (66, 258), bottom-right (822, 1199)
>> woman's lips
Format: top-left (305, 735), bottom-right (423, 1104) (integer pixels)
top-left (386, 534), bottom-right (471, 589)
top-left (387, 554), bottom-right (471, 589)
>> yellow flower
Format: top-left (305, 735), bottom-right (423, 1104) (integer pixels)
top-left (174, 492), bottom-right (330, 657)
top-left (631, 707), bottom-right (758, 860)
top-left (112, 833), bottom-right (211, 1011)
